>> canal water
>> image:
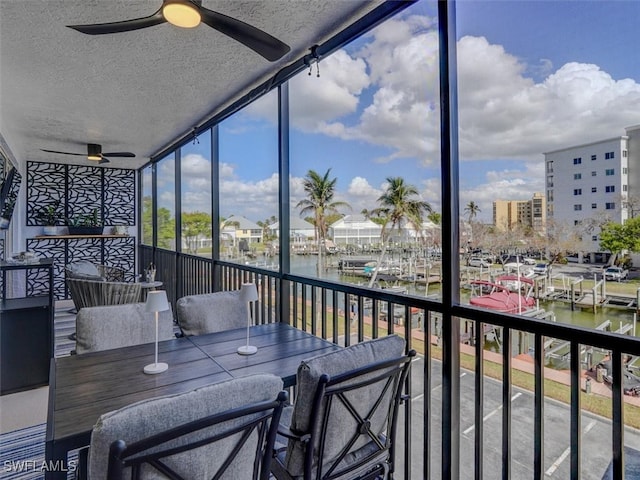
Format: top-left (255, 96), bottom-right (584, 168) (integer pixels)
top-left (278, 255), bottom-right (639, 337)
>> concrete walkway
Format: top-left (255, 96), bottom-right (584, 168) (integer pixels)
top-left (390, 322), bottom-right (640, 407)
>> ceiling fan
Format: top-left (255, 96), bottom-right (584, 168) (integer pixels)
top-left (41, 144), bottom-right (135, 165)
top-left (66, 0), bottom-right (291, 62)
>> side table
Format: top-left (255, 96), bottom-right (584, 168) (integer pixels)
top-left (138, 280), bottom-right (163, 302)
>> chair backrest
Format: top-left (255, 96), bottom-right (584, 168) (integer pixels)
top-left (281, 335), bottom-right (414, 480)
top-left (88, 374), bottom-right (286, 480)
top-left (176, 290), bottom-right (248, 336)
top-left (67, 278), bottom-right (141, 310)
top-left (75, 302), bottom-right (174, 354)
top-left (66, 260), bottom-right (105, 281)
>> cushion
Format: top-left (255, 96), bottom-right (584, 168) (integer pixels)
top-left (75, 303), bottom-right (174, 354)
top-left (284, 335), bottom-right (406, 477)
top-left (176, 290), bottom-right (248, 336)
top-left (67, 260), bottom-right (104, 281)
top-left (88, 374), bottom-right (284, 480)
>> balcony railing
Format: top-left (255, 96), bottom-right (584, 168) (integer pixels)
top-left (140, 245), bottom-right (638, 479)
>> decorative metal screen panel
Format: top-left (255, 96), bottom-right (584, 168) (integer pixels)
top-left (26, 238), bottom-right (66, 298)
top-left (67, 165), bottom-right (102, 221)
top-left (27, 162), bottom-right (135, 226)
top-left (103, 236), bottom-right (136, 281)
top-left (104, 169), bottom-right (135, 225)
top-left (26, 162), bottom-right (66, 225)
top-left (26, 236), bottom-right (135, 300)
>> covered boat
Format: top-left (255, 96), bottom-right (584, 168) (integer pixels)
top-left (469, 275), bottom-right (535, 314)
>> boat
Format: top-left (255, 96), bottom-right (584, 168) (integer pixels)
top-left (469, 275), bottom-right (535, 314)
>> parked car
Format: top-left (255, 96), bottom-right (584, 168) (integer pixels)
top-left (501, 255), bottom-right (537, 266)
top-left (467, 257), bottom-right (491, 268)
top-left (533, 263), bottom-right (549, 275)
top-left (604, 266), bottom-right (628, 281)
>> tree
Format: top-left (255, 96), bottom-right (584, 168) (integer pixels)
top-left (182, 211), bottom-right (211, 254)
top-left (257, 215), bottom-right (278, 243)
top-left (599, 222), bottom-right (628, 263)
top-left (464, 201), bottom-right (481, 223)
top-left (599, 217), bottom-right (640, 264)
top-left (156, 207), bottom-right (175, 250)
top-left (544, 219), bottom-right (583, 265)
top-left (367, 177), bottom-right (432, 287)
top-left (296, 169), bottom-right (350, 276)
top-left (427, 211), bottom-right (441, 225)
top-left (220, 216), bottom-right (241, 256)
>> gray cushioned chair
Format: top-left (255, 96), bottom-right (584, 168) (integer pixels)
top-left (176, 290), bottom-right (249, 336)
top-left (66, 260), bottom-right (125, 282)
top-left (67, 278), bottom-right (141, 312)
top-left (86, 374), bottom-right (286, 480)
top-left (75, 303), bottom-right (174, 354)
top-left (271, 335), bottom-right (415, 480)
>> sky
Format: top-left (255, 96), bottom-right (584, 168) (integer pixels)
top-left (165, 0), bottom-right (640, 224)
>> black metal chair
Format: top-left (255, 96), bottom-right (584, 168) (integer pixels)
top-left (271, 335), bottom-right (415, 480)
top-left (82, 374), bottom-right (287, 480)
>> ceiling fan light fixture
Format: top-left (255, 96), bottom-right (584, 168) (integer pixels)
top-left (87, 143), bottom-right (102, 161)
top-left (162, 0), bottom-right (201, 28)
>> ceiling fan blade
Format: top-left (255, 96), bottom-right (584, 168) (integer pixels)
top-left (98, 158), bottom-right (110, 165)
top-left (102, 152), bottom-right (136, 158)
top-left (67, 9), bottom-right (165, 35)
top-left (200, 7), bottom-right (290, 61)
top-left (41, 149), bottom-right (84, 156)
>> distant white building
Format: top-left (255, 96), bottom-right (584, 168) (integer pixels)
top-left (269, 217), bottom-right (315, 243)
top-left (330, 215), bottom-right (383, 245)
top-left (544, 125), bottom-right (640, 257)
top-left (221, 215), bottom-right (263, 246)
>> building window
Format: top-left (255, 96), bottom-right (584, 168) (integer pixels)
top-left (606, 202), bottom-right (615, 210)
top-left (592, 203), bottom-right (597, 209)
top-left (605, 152), bottom-right (615, 159)
top-left (624, 185), bottom-right (628, 192)
top-left (606, 169), bottom-right (615, 176)
top-left (574, 189), bottom-right (582, 195)
top-left (592, 235), bottom-right (598, 241)
top-left (591, 171), bottom-right (596, 176)
top-left (606, 185), bottom-right (615, 193)
top-left (623, 150), bottom-right (628, 157)
top-left (573, 157), bottom-right (582, 164)
top-left (547, 161), bottom-right (554, 173)
top-left (591, 154), bottom-right (597, 161)
top-left (592, 187), bottom-right (597, 193)
top-left (574, 204), bottom-right (582, 211)
top-left (574, 173), bottom-right (582, 180)
top-left (623, 167), bottom-right (628, 174)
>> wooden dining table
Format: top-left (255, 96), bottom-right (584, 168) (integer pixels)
top-left (44, 322), bottom-right (340, 479)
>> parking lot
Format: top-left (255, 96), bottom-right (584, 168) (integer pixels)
top-left (402, 356), bottom-right (640, 479)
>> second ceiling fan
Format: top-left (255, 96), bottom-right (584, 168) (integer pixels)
top-left (67, 0), bottom-right (291, 62)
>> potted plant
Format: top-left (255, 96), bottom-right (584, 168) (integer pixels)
top-left (67, 208), bottom-right (103, 235)
top-left (37, 201), bottom-right (62, 235)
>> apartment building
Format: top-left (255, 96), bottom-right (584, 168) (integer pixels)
top-left (544, 126), bottom-right (639, 253)
top-left (493, 192), bottom-right (546, 233)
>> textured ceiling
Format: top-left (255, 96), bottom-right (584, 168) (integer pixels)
top-left (0, 0), bottom-right (383, 170)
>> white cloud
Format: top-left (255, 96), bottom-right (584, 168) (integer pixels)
top-left (289, 50), bottom-right (370, 132)
top-left (456, 37), bottom-right (640, 160)
top-left (179, 10), bottom-right (640, 223)
top-left (219, 173), bottom-right (280, 218)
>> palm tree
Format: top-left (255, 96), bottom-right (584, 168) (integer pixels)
top-left (296, 169), bottom-right (350, 276)
top-left (368, 177), bottom-right (432, 287)
top-left (220, 216), bottom-right (240, 256)
top-left (464, 201), bottom-right (480, 223)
